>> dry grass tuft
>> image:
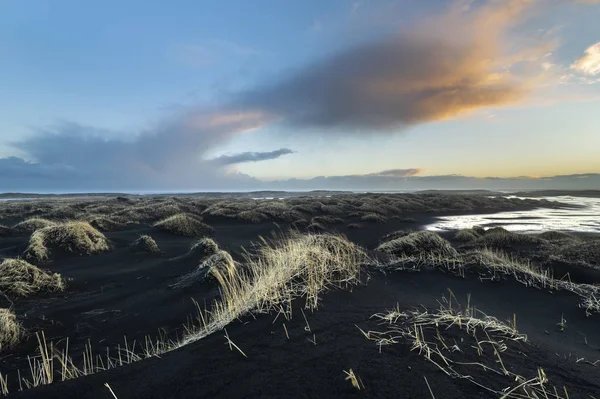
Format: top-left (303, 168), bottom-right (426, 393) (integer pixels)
top-left (361, 213), bottom-right (388, 224)
top-left (153, 213), bottom-right (213, 237)
top-left (88, 216), bottom-right (126, 231)
top-left (190, 238), bottom-right (220, 258)
top-left (0, 258), bottom-right (65, 297)
top-left (550, 240), bottom-right (600, 267)
top-left (361, 299), bottom-right (571, 398)
top-left (377, 231), bottom-right (458, 259)
top-left (172, 249), bottom-right (236, 289)
top-left (181, 233), bottom-right (366, 346)
top-left (235, 210), bottom-right (268, 223)
top-left (13, 218), bottom-right (57, 234)
top-left (130, 235), bottom-right (161, 254)
top-left (474, 227), bottom-right (541, 248)
top-left (0, 308), bottom-right (22, 352)
top-left (23, 221), bottom-right (111, 261)
top-left (454, 228), bottom-right (481, 242)
top-left (538, 231), bottom-right (579, 242)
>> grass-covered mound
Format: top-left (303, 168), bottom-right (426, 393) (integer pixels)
top-left (454, 228), bottom-right (481, 242)
top-left (12, 218), bottom-right (57, 234)
top-left (550, 240), bottom-right (600, 268)
top-left (130, 235), bottom-right (161, 254)
top-left (377, 231), bottom-right (458, 258)
top-left (0, 308), bottom-right (21, 352)
top-left (153, 213), bottom-right (213, 237)
top-left (538, 231), bottom-right (579, 242)
top-left (0, 258), bottom-right (65, 297)
top-left (360, 213), bottom-right (387, 224)
top-left (189, 238), bottom-right (219, 258)
top-left (23, 221), bottom-right (111, 261)
top-left (472, 227), bottom-right (542, 248)
top-left (88, 216), bottom-right (127, 231)
top-left (168, 237), bottom-right (220, 262)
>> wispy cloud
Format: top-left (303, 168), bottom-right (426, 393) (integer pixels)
top-left (209, 148), bottom-right (295, 165)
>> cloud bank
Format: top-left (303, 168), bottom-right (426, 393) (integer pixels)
top-left (266, 171), bottom-right (600, 191)
top-left (209, 148), bottom-right (295, 166)
top-left (0, 0), bottom-right (594, 192)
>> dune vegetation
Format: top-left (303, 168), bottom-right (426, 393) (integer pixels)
top-left (0, 309), bottom-right (21, 353)
top-left (153, 213), bottom-right (213, 237)
top-left (0, 258), bottom-right (65, 297)
top-left (12, 218), bottom-right (57, 234)
top-left (130, 235), bottom-right (161, 254)
top-left (377, 230), bottom-right (458, 259)
top-left (23, 221), bottom-right (111, 262)
top-left (1, 193), bottom-right (596, 397)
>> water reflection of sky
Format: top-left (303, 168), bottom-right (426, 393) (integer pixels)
top-left (427, 196), bottom-right (600, 234)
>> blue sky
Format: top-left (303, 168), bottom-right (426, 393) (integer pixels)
top-left (1, 0), bottom-right (599, 191)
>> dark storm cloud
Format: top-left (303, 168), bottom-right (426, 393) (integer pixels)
top-left (209, 148), bottom-right (295, 165)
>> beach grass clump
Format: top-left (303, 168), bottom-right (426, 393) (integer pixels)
top-left (347, 223), bottom-right (362, 229)
top-left (538, 231), bottom-right (579, 242)
top-left (181, 233), bottom-right (366, 345)
top-left (377, 231), bottom-right (458, 258)
top-left (12, 218), bottom-right (57, 234)
top-left (361, 213), bottom-right (388, 224)
top-left (130, 235), bottom-right (161, 254)
top-left (235, 210), bottom-right (268, 223)
top-left (454, 228), bottom-right (481, 242)
top-left (359, 301), bottom-right (577, 398)
top-left (153, 213), bottom-right (213, 237)
top-left (473, 227), bottom-right (542, 248)
top-left (0, 308), bottom-right (22, 352)
top-left (0, 258), bottom-right (65, 297)
top-left (215, 233), bottom-right (366, 315)
top-left (23, 221), bottom-right (111, 262)
top-left (551, 240), bottom-right (600, 267)
top-left (172, 249), bottom-right (236, 289)
top-left (190, 237), bottom-right (220, 258)
top-left (88, 216), bottom-right (126, 231)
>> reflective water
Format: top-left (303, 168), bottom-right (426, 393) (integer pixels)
top-left (426, 196), bottom-right (600, 234)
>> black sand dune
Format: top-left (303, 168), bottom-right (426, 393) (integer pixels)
top-left (0, 193), bottom-right (598, 398)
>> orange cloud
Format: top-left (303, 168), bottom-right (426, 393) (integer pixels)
top-left (571, 42), bottom-right (600, 76)
top-left (236, 0), bottom-right (556, 130)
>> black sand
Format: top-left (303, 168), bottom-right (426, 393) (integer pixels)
top-left (0, 193), bottom-right (598, 398)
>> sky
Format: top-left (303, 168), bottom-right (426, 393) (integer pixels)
top-left (1, 0), bottom-right (599, 192)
